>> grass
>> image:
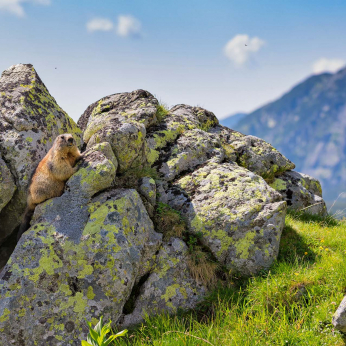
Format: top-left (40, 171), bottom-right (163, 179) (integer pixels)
top-left (154, 202), bottom-right (219, 288)
top-left (156, 103), bottom-right (170, 123)
top-left (115, 210), bottom-right (346, 345)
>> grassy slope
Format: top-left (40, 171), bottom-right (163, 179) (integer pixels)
top-left (117, 212), bottom-right (346, 346)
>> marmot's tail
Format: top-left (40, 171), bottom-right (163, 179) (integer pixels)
top-left (17, 205), bottom-right (35, 241)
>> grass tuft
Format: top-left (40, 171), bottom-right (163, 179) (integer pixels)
top-left (156, 103), bottom-right (169, 123)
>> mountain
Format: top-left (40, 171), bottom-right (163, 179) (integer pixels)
top-left (236, 67), bottom-right (346, 207)
top-left (220, 112), bottom-right (247, 129)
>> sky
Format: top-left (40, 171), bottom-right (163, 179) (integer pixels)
top-left (0, 0), bottom-right (346, 122)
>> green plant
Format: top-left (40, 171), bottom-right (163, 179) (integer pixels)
top-left (156, 103), bottom-right (169, 122)
top-left (82, 316), bottom-right (127, 346)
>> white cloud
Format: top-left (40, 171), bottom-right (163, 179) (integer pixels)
top-left (312, 58), bottom-right (345, 74)
top-left (0, 0), bottom-right (50, 17)
top-left (116, 15), bottom-right (141, 38)
top-left (224, 34), bottom-right (265, 66)
top-left (86, 18), bottom-right (114, 32)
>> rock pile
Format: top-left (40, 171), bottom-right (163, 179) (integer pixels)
top-left (0, 64), bottom-right (327, 345)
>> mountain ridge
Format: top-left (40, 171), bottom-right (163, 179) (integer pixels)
top-left (235, 66), bottom-right (346, 204)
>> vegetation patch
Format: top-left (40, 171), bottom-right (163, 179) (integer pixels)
top-left (154, 202), bottom-right (219, 288)
top-left (155, 103), bottom-right (170, 123)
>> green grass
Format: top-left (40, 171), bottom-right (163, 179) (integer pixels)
top-left (115, 211), bottom-right (346, 345)
top-left (156, 103), bottom-right (170, 122)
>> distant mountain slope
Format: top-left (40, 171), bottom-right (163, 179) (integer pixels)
top-left (236, 67), bottom-right (346, 203)
top-left (220, 112), bottom-right (247, 129)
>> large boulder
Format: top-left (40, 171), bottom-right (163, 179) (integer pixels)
top-left (270, 171), bottom-right (327, 215)
top-left (158, 162), bottom-right (287, 276)
top-left (121, 237), bottom-right (206, 327)
top-left (209, 126), bottom-right (295, 180)
top-left (0, 64), bottom-right (82, 242)
top-left (0, 64), bottom-right (328, 344)
top-left (0, 149), bottom-right (161, 345)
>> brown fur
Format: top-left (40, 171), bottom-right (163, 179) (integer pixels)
top-left (17, 134), bottom-right (81, 240)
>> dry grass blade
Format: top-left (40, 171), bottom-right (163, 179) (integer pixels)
top-left (162, 331), bottom-right (215, 345)
top-left (298, 202), bottom-right (323, 212)
top-left (187, 252), bottom-right (218, 288)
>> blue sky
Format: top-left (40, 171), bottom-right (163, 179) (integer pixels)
top-left (1, 0), bottom-right (346, 122)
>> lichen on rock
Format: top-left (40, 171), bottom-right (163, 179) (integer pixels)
top-left (209, 125), bottom-right (295, 180)
top-left (78, 90), bottom-right (159, 173)
top-left (270, 170), bottom-right (327, 215)
top-left (158, 128), bottom-right (225, 181)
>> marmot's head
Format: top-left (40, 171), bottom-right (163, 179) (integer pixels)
top-left (54, 134), bottom-right (76, 152)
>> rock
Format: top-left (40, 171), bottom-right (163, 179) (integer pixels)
top-left (78, 90), bottom-right (159, 173)
top-left (0, 183), bottom-right (162, 345)
top-left (146, 105), bottom-right (219, 167)
top-left (0, 64), bottom-right (82, 242)
top-left (209, 126), bottom-right (295, 179)
top-left (121, 237), bottom-right (206, 327)
top-left (333, 296), bottom-right (346, 333)
top-left (158, 129), bottom-right (224, 181)
top-left (138, 177), bottom-right (157, 206)
top-left (88, 142), bottom-right (118, 173)
top-left (159, 162), bottom-right (287, 276)
top-left (0, 158), bottom-right (16, 213)
top-left (270, 171), bottom-right (327, 215)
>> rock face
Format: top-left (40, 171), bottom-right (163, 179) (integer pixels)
top-left (0, 64), bottom-right (328, 344)
top-left (270, 171), bottom-right (327, 215)
top-left (333, 296), bottom-right (346, 333)
top-left (0, 64), bottom-right (82, 242)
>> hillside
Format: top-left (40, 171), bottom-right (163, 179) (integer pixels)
top-left (235, 68), bottom-right (346, 207)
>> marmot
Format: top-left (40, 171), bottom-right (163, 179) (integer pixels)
top-left (17, 134), bottom-right (81, 240)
